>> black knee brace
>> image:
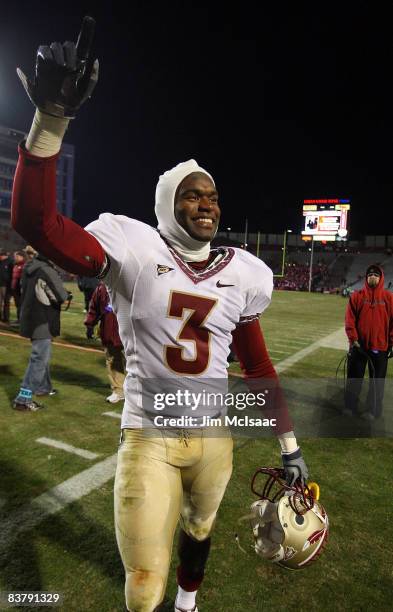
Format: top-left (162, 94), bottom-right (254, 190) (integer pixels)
top-left (177, 529), bottom-right (211, 581)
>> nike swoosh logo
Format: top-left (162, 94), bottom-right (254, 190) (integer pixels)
top-left (216, 281), bottom-right (235, 288)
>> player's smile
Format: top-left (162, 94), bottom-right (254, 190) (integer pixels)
top-left (174, 172), bottom-right (220, 242)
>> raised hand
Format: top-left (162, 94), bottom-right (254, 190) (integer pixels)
top-left (17, 16), bottom-right (99, 119)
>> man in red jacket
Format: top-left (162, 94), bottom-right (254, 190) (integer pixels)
top-left (84, 282), bottom-right (125, 403)
top-left (344, 264), bottom-right (393, 420)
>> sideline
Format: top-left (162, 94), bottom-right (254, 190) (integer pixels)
top-left (0, 330), bottom-right (104, 354)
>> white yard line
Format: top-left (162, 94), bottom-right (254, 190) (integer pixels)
top-left (275, 327), bottom-right (343, 373)
top-left (0, 454), bottom-right (117, 552)
top-left (318, 327), bottom-right (348, 350)
top-left (229, 326), bottom-right (344, 378)
top-left (280, 333), bottom-right (337, 341)
top-left (102, 411), bottom-right (122, 419)
top-left (271, 340), bottom-right (308, 347)
top-left (36, 437), bottom-right (100, 460)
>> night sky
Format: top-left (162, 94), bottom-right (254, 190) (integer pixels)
top-left (1, 2), bottom-right (392, 238)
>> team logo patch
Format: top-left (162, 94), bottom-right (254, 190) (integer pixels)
top-left (302, 528), bottom-right (326, 551)
top-left (284, 546), bottom-right (297, 560)
top-left (157, 264), bottom-right (174, 276)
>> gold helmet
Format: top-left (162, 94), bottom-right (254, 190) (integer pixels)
top-left (250, 467), bottom-right (328, 570)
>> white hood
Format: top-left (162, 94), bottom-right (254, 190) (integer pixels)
top-left (155, 159), bottom-right (215, 262)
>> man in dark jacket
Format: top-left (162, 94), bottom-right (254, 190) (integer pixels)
top-left (84, 282), bottom-right (125, 403)
top-left (344, 264), bottom-right (393, 419)
top-left (13, 253), bottom-right (69, 411)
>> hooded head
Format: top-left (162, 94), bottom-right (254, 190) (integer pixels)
top-left (155, 159), bottom-right (220, 262)
top-left (365, 264), bottom-right (383, 289)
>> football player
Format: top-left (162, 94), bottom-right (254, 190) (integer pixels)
top-left (12, 17), bottom-right (310, 612)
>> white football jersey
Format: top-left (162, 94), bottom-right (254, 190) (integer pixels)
top-left (86, 214), bottom-right (273, 427)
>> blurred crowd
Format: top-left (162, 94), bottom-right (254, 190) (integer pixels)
top-left (274, 261), bottom-right (329, 291)
top-left (0, 245), bottom-right (37, 324)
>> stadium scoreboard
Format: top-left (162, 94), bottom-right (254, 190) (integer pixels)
top-left (302, 199), bottom-right (350, 241)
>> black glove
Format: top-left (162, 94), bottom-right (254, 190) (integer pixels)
top-left (17, 16), bottom-right (99, 119)
top-left (348, 340), bottom-right (361, 357)
top-left (67, 291), bottom-right (73, 301)
top-left (388, 347), bottom-right (393, 359)
top-left (281, 448), bottom-right (309, 486)
top-left (86, 326), bottom-right (94, 339)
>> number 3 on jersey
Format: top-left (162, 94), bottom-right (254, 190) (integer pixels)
top-left (164, 290), bottom-right (218, 375)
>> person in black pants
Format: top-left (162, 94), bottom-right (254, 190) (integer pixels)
top-left (344, 264), bottom-right (393, 420)
top-left (344, 344), bottom-right (389, 419)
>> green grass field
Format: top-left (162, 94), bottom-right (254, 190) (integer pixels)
top-left (1, 287), bottom-right (392, 611)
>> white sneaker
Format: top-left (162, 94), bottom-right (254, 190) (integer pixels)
top-left (106, 392), bottom-right (124, 403)
top-left (174, 598), bottom-right (198, 612)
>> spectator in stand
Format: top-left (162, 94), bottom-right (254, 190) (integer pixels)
top-left (274, 261), bottom-right (328, 292)
top-left (77, 274), bottom-right (100, 312)
top-left (13, 253), bottom-right (70, 411)
top-left (84, 282), bottom-right (126, 403)
top-left (11, 250), bottom-right (26, 321)
top-left (0, 249), bottom-right (13, 323)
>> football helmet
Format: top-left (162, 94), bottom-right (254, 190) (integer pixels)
top-left (250, 467), bottom-right (328, 570)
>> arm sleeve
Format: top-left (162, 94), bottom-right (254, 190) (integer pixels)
top-left (231, 319), bottom-right (293, 435)
top-left (11, 143), bottom-right (106, 276)
top-left (345, 295), bottom-right (358, 344)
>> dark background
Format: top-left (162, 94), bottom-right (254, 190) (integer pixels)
top-left (0, 1), bottom-right (391, 237)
